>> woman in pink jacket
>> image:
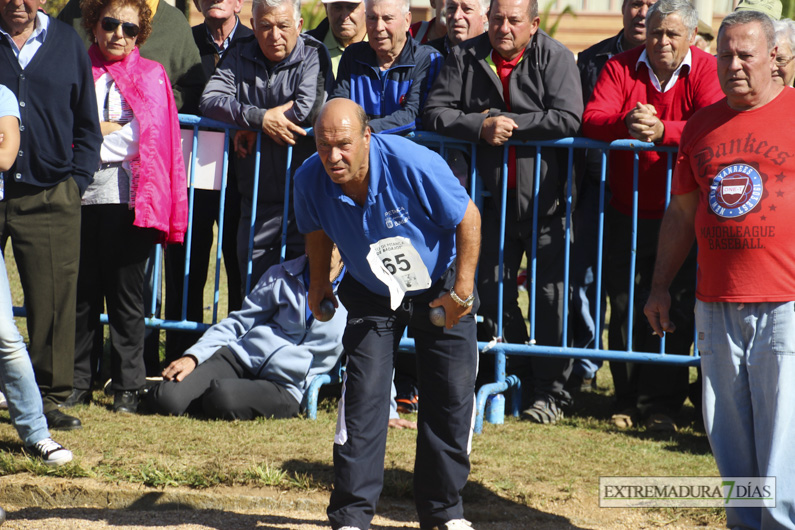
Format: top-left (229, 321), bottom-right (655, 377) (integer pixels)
top-left (69, 0), bottom-right (187, 414)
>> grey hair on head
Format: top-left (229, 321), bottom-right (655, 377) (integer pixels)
top-left (774, 18), bottom-right (795, 54)
top-left (646, 0), bottom-right (699, 34)
top-left (252, 0), bottom-right (302, 27)
top-left (365, 0), bottom-right (410, 15)
top-left (445, 0), bottom-right (489, 22)
top-left (719, 10), bottom-right (776, 50)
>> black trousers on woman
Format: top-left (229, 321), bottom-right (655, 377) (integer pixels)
top-left (74, 204), bottom-right (155, 392)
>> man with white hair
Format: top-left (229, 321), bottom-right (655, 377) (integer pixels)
top-left (645, 10), bottom-right (795, 527)
top-left (582, 0), bottom-right (723, 432)
top-left (427, 0), bottom-right (488, 55)
top-left (331, 0), bottom-right (443, 134)
top-left (200, 0), bottom-right (332, 286)
top-left (772, 18), bottom-right (795, 86)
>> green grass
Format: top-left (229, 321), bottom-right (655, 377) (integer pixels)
top-left (0, 379), bottom-right (724, 527)
top-left (1, 244), bottom-right (724, 527)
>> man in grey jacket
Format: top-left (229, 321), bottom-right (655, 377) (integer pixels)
top-left (200, 0), bottom-right (332, 288)
top-left (147, 252), bottom-right (346, 419)
top-left (423, 0), bottom-right (582, 424)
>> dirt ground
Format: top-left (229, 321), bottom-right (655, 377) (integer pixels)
top-left (0, 475), bottom-right (722, 529)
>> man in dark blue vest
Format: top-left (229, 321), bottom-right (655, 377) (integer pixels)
top-left (0, 0), bottom-right (102, 430)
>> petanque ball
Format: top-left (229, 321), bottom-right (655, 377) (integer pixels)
top-left (429, 306), bottom-right (446, 327)
top-left (315, 299), bottom-right (336, 322)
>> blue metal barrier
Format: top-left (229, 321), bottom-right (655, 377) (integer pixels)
top-left (413, 133), bottom-right (697, 432)
top-left (9, 116), bottom-right (699, 430)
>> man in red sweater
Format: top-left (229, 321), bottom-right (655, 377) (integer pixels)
top-left (582, 0), bottom-right (722, 432)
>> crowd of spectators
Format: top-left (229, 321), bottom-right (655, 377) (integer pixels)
top-left (1, 0), bottom-right (794, 526)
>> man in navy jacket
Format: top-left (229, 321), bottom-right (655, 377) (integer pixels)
top-left (0, 0), bottom-right (102, 431)
top-left (331, 0), bottom-right (442, 134)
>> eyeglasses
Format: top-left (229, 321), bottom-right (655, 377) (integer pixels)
top-left (100, 17), bottom-right (140, 38)
top-left (775, 55), bottom-right (795, 67)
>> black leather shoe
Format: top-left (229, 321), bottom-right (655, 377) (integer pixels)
top-left (44, 409), bottom-right (83, 431)
top-left (62, 388), bottom-right (91, 408)
top-left (113, 391), bottom-right (139, 413)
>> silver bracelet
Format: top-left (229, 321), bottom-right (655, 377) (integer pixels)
top-left (450, 288), bottom-right (474, 308)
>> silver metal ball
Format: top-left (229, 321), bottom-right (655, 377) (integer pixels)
top-left (429, 306), bottom-right (446, 327)
top-left (315, 299), bottom-right (336, 322)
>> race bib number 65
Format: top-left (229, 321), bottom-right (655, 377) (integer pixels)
top-left (365, 236), bottom-right (432, 309)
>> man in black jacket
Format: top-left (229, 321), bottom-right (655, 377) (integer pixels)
top-left (427, 0), bottom-right (488, 57)
top-left (424, 0), bottom-right (582, 424)
top-left (192, 0), bottom-right (254, 81)
top-left (306, 0), bottom-right (366, 77)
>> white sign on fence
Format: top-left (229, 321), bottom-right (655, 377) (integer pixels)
top-left (180, 129), bottom-right (227, 191)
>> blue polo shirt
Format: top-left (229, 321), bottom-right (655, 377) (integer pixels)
top-left (294, 134), bottom-right (470, 297)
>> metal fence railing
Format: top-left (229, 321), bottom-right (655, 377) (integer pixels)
top-left (11, 116), bottom-right (700, 432)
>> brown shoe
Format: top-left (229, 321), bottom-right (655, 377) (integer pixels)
top-left (611, 408), bottom-right (639, 429)
top-left (645, 413), bottom-right (678, 432)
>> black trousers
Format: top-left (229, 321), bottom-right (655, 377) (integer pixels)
top-left (147, 346), bottom-right (299, 420)
top-left (0, 179), bottom-right (81, 411)
top-left (604, 205), bottom-right (695, 417)
top-left (476, 196), bottom-right (572, 405)
top-left (164, 188), bottom-right (242, 363)
top-left (74, 204), bottom-right (155, 392)
top-left (327, 268), bottom-right (478, 530)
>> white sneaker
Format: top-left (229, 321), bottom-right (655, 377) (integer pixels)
top-left (337, 527), bottom-right (363, 530)
top-left (26, 438), bottom-right (73, 467)
top-left (0, 390), bottom-right (7, 410)
top-left (433, 519), bottom-right (474, 530)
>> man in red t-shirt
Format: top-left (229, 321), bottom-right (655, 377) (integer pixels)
top-left (581, 0), bottom-right (723, 432)
top-left (646, 11), bottom-right (795, 528)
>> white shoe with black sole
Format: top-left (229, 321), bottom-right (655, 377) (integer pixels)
top-left (26, 438), bottom-right (73, 467)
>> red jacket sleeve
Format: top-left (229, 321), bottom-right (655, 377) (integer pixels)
top-left (581, 56), bottom-right (633, 141)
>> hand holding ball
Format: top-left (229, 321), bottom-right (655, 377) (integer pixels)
top-left (429, 306), bottom-right (446, 327)
top-left (315, 299), bottom-right (336, 322)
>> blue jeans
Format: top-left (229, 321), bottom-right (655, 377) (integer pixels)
top-left (696, 300), bottom-right (795, 529)
top-left (0, 253), bottom-right (50, 447)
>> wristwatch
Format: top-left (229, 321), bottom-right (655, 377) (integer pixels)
top-left (450, 288), bottom-right (474, 308)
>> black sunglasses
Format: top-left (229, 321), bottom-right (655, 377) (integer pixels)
top-left (100, 16), bottom-right (140, 38)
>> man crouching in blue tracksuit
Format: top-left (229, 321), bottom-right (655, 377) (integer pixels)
top-left (147, 249), bottom-right (347, 420)
top-left (294, 98), bottom-right (481, 530)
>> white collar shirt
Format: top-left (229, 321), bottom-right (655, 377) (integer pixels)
top-left (636, 47), bottom-right (692, 93)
